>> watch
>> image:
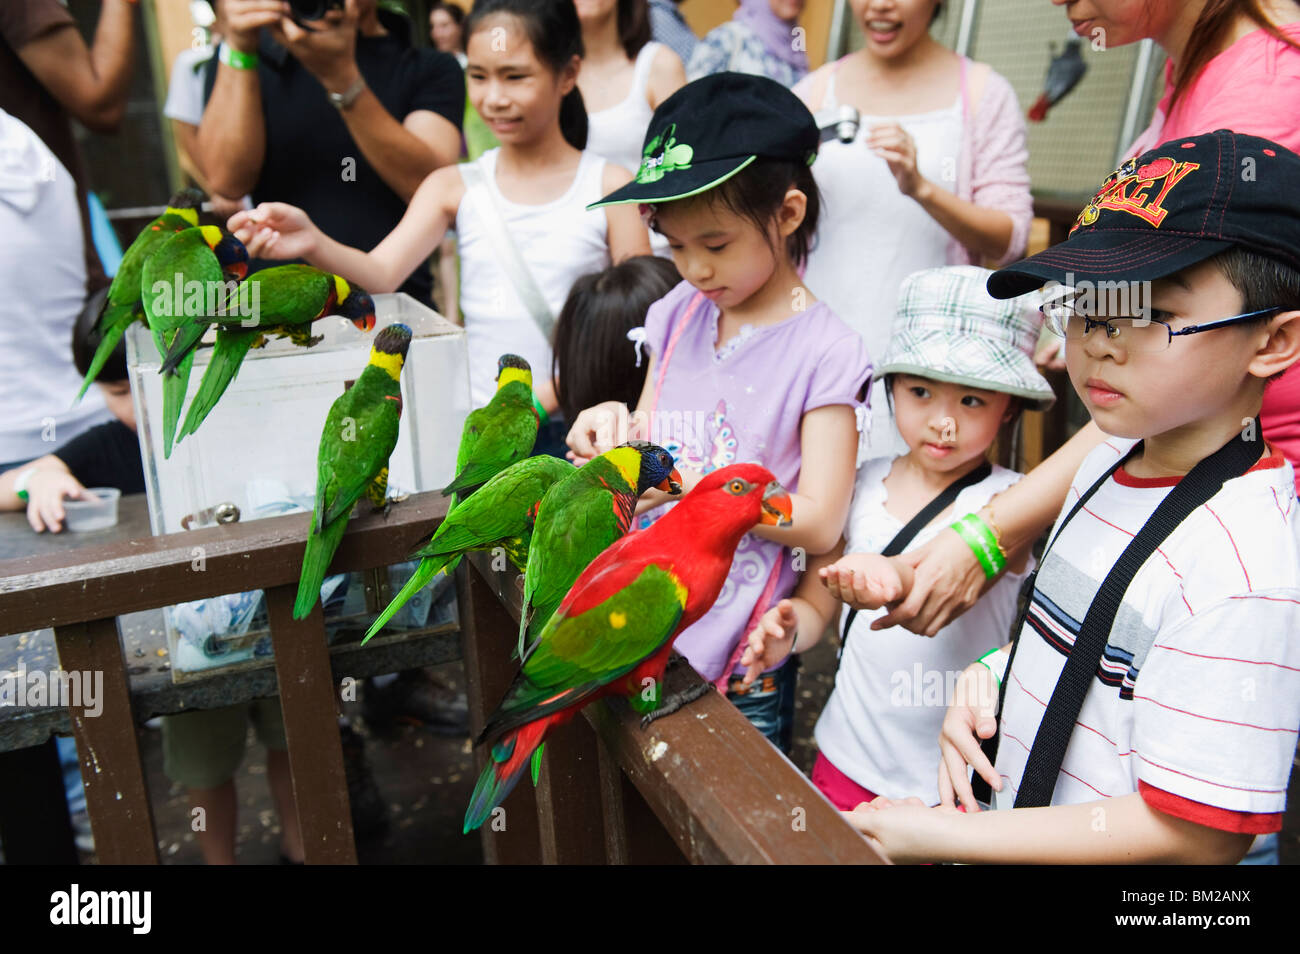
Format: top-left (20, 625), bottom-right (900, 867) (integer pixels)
top-left (329, 76), bottom-right (367, 111)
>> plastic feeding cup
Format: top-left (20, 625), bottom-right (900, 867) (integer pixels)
top-left (62, 487), bottom-right (122, 532)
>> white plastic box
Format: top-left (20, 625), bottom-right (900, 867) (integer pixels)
top-left (125, 293), bottom-right (470, 681)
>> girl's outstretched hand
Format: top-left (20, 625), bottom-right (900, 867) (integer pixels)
top-left (870, 528), bottom-right (985, 637)
top-left (937, 660), bottom-right (1002, 812)
top-left (228, 202), bottom-right (320, 261)
top-left (844, 796), bottom-right (960, 864)
top-left (819, 552), bottom-right (904, 610)
top-left (740, 599), bottom-right (798, 686)
top-left (565, 400), bottom-right (632, 464)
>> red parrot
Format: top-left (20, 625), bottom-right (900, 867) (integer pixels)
top-left (464, 462), bottom-right (792, 832)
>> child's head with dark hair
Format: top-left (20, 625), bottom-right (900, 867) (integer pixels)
top-left (552, 255), bottom-right (681, 422)
top-left (1211, 246), bottom-right (1300, 322)
top-left (573, 0), bottom-right (651, 59)
top-left (72, 287), bottom-right (136, 429)
top-left (648, 157), bottom-right (821, 270)
top-left (464, 0), bottom-right (588, 150)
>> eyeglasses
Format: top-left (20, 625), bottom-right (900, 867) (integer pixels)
top-left (1039, 304), bottom-right (1283, 354)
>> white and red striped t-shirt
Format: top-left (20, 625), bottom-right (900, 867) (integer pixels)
top-left (994, 438), bottom-right (1300, 833)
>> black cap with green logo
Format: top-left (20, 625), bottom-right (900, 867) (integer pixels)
top-left (587, 71), bottom-right (820, 211)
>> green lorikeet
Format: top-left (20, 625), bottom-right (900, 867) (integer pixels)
top-left (74, 187), bottom-right (204, 402)
top-left (442, 354), bottom-right (539, 511)
top-left (140, 225), bottom-right (249, 459)
top-left (360, 454), bottom-right (576, 645)
top-left (463, 463), bottom-right (792, 833)
top-left (293, 324), bottom-right (413, 621)
top-left (160, 265), bottom-right (378, 444)
top-left (516, 440), bottom-right (683, 659)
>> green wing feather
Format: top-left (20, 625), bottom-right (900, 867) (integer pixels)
top-left (484, 565), bottom-right (685, 740)
top-left (360, 455), bottom-right (572, 645)
top-left (75, 303), bottom-right (138, 401)
top-left (517, 459), bottom-right (634, 658)
top-left (442, 383), bottom-right (538, 499)
top-left (293, 500), bottom-right (350, 620)
top-left (176, 327), bottom-right (259, 440)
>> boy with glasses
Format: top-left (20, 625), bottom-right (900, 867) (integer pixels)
top-left (843, 130), bottom-right (1300, 864)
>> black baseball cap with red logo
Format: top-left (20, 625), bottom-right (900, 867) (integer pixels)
top-left (988, 130), bottom-right (1300, 299)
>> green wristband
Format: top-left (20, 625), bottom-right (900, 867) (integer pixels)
top-left (219, 44), bottom-right (259, 71)
top-left (531, 393), bottom-right (549, 427)
top-left (976, 647), bottom-right (1003, 688)
top-left (951, 514), bottom-right (1006, 580)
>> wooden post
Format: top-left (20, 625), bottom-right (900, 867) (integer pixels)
top-left (535, 715), bottom-right (606, 864)
top-left (264, 586), bottom-right (356, 865)
top-left (53, 617), bottom-right (159, 864)
top-left (459, 559), bottom-right (542, 863)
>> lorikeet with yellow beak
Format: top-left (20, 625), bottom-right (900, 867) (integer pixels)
top-left (464, 463), bottom-right (792, 832)
top-left (360, 453), bottom-right (576, 645)
top-left (294, 323), bottom-right (412, 621)
top-left (442, 354), bottom-right (539, 511)
top-left (74, 187), bottom-right (204, 401)
top-left (516, 440), bottom-right (682, 658)
top-left (160, 264), bottom-right (377, 444)
top-left (140, 225), bottom-right (249, 458)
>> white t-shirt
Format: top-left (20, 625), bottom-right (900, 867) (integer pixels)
top-left (803, 72), bottom-right (963, 461)
top-left (814, 456), bottom-right (1030, 804)
top-left (164, 46), bottom-right (215, 126)
top-left (994, 438), bottom-right (1300, 833)
top-left (454, 148), bottom-right (610, 406)
top-left (0, 110), bottom-right (110, 464)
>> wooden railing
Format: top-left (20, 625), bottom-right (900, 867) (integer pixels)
top-left (0, 491), bottom-right (884, 865)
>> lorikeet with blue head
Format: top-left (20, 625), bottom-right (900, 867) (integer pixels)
top-left (516, 440), bottom-right (682, 658)
top-left (293, 323), bottom-right (412, 621)
top-left (463, 463), bottom-right (792, 832)
top-left (159, 264), bottom-right (377, 444)
top-left (140, 225), bottom-right (249, 458)
top-left (359, 453), bottom-right (576, 645)
top-left (442, 354), bottom-right (539, 511)
top-left (73, 187), bottom-right (204, 402)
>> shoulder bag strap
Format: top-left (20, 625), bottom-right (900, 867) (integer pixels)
top-left (1013, 425), bottom-right (1263, 807)
top-left (459, 161), bottom-right (556, 342)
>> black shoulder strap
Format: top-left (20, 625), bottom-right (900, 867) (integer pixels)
top-left (839, 461), bottom-right (993, 658)
top-left (995, 427), bottom-right (1263, 808)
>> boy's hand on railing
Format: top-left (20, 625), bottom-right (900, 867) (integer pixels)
top-left (818, 552), bottom-right (906, 611)
top-left (740, 599), bottom-right (798, 686)
top-left (565, 400), bottom-right (631, 464)
top-left (937, 661), bottom-right (1002, 812)
top-left (843, 796), bottom-right (961, 865)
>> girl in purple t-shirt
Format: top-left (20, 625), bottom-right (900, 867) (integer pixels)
top-left (567, 73), bottom-right (873, 752)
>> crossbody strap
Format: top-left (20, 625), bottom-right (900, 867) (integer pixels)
top-left (970, 427), bottom-right (1263, 806)
top-left (459, 161), bottom-right (556, 342)
top-left (838, 460), bottom-right (994, 663)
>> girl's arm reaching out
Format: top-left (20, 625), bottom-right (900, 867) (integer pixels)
top-left (601, 164), bottom-right (652, 261)
top-left (228, 164), bottom-right (465, 293)
top-left (845, 792), bottom-right (1254, 866)
top-left (750, 404), bottom-right (859, 554)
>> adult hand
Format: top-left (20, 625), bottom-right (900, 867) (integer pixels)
top-left (228, 202), bottom-right (321, 260)
top-left (937, 662), bottom-right (1001, 811)
top-left (271, 0), bottom-right (361, 92)
top-left (867, 122), bottom-right (927, 200)
top-left (26, 470), bottom-right (87, 533)
top-left (870, 528), bottom-right (985, 636)
top-left (220, 0), bottom-right (289, 55)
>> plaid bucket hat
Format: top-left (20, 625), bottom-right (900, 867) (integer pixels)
top-left (880, 266), bottom-right (1056, 411)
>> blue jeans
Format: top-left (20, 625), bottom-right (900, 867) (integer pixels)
top-left (726, 657), bottom-right (798, 755)
top-left (1239, 832), bottom-right (1278, 865)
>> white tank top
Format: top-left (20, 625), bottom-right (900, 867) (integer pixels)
top-left (803, 71), bottom-right (963, 458)
top-left (455, 148), bottom-right (611, 406)
top-left (586, 42), bottom-right (660, 176)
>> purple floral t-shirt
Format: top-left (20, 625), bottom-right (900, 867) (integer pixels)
top-left (639, 280), bottom-right (874, 682)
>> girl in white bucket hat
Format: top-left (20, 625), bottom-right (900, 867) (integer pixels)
top-left (740, 265), bottom-right (1055, 808)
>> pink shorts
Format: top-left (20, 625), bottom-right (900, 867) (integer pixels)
top-left (812, 752), bottom-right (879, 811)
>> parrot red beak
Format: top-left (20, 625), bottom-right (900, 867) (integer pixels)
top-left (658, 467), bottom-right (683, 495)
top-left (352, 312), bottom-right (377, 333)
top-left (226, 261), bottom-right (248, 281)
top-left (759, 481), bottom-right (792, 526)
